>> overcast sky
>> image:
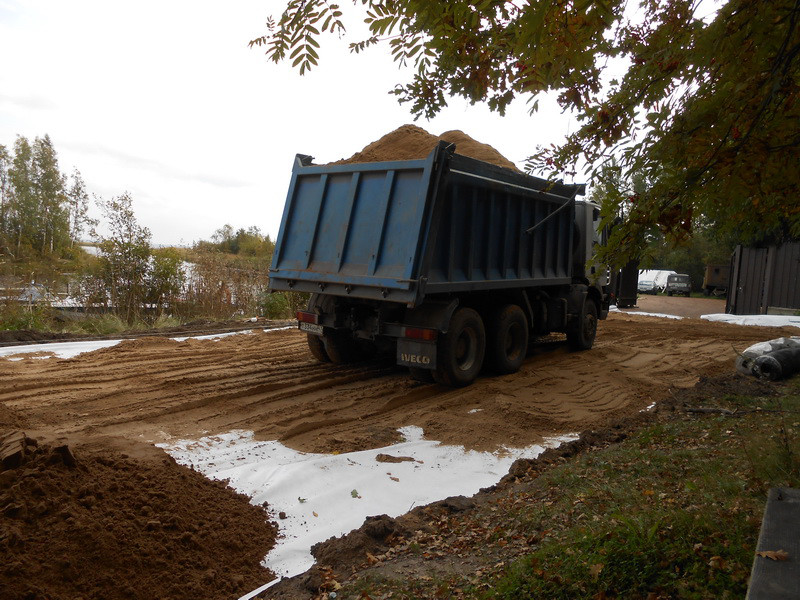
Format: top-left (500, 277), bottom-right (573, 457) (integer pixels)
top-left (0, 0), bottom-right (575, 246)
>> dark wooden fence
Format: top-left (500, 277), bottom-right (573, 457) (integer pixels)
top-left (727, 242), bottom-right (800, 315)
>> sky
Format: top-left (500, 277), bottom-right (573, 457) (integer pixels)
top-left (0, 0), bottom-right (575, 246)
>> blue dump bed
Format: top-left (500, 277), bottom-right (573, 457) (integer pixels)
top-left (269, 142), bottom-right (583, 307)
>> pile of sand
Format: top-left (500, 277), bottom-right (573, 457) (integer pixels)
top-left (333, 124), bottom-right (520, 171)
top-left (0, 431), bottom-right (276, 600)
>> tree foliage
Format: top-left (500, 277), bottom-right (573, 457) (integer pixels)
top-left (196, 223), bottom-right (275, 258)
top-left (92, 193), bottom-right (153, 322)
top-left (186, 224), bottom-right (278, 319)
top-left (80, 193), bottom-right (185, 323)
top-left (252, 0), bottom-right (800, 264)
top-left (0, 135), bottom-right (94, 261)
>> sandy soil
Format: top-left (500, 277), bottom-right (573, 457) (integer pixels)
top-left (0, 309), bottom-right (789, 457)
top-left (1, 306), bottom-right (794, 599)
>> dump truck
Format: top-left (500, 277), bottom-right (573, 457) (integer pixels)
top-left (268, 141), bottom-right (610, 386)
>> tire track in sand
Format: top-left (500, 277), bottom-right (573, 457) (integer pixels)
top-left (0, 316), bottom-right (796, 453)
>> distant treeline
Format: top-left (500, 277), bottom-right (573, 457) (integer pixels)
top-left (0, 134), bottom-right (93, 260)
top-left (0, 134), bottom-right (302, 330)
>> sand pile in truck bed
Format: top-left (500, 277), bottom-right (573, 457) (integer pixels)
top-left (332, 124), bottom-right (521, 171)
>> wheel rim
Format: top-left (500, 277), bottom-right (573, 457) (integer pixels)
top-left (454, 328), bottom-right (478, 371)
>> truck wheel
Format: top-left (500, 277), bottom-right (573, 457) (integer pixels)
top-left (307, 334), bottom-right (330, 362)
top-left (433, 308), bottom-right (485, 387)
top-left (567, 300), bottom-right (598, 351)
top-left (485, 304), bottom-right (528, 374)
top-left (409, 367), bottom-right (435, 383)
top-left (323, 331), bottom-right (361, 364)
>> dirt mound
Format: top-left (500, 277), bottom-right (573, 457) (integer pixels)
top-left (333, 124), bottom-right (520, 171)
top-left (0, 431), bottom-right (277, 600)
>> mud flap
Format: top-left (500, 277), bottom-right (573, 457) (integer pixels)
top-left (397, 339), bottom-right (437, 369)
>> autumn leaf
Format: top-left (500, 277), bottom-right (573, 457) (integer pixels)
top-left (757, 550), bottom-right (789, 561)
top-left (589, 563), bottom-right (604, 580)
top-left (708, 555), bottom-right (726, 570)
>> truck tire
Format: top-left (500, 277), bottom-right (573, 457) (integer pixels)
top-left (307, 333), bottom-right (330, 362)
top-left (485, 304), bottom-right (528, 374)
top-left (433, 308), bottom-right (485, 387)
top-left (567, 299), bottom-right (597, 351)
top-left (323, 331), bottom-right (361, 364)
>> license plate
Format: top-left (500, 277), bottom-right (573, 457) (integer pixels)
top-left (299, 322), bottom-right (323, 335)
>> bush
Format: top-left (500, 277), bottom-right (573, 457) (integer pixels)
top-left (259, 292), bottom-right (290, 319)
top-left (0, 301), bottom-right (49, 331)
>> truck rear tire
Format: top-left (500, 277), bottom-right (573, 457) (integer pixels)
top-left (307, 334), bottom-right (330, 362)
top-left (433, 308), bottom-right (485, 387)
top-left (567, 299), bottom-right (597, 351)
top-left (485, 304), bottom-right (528, 374)
top-left (323, 331), bottom-right (362, 364)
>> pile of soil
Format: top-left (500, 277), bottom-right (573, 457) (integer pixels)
top-left (333, 124), bottom-right (520, 171)
top-left (0, 431), bottom-right (277, 600)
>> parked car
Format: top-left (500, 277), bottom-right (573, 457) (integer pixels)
top-left (637, 279), bottom-right (657, 294)
top-left (665, 273), bottom-right (692, 296)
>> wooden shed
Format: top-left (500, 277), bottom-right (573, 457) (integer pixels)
top-left (727, 242), bottom-right (800, 315)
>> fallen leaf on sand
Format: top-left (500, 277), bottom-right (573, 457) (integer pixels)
top-left (757, 550), bottom-right (789, 561)
top-left (375, 453), bottom-right (415, 463)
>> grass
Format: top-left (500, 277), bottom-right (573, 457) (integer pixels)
top-left (337, 380), bottom-right (800, 600)
top-left (1, 303), bottom-right (208, 337)
top-left (58, 313), bottom-right (180, 335)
